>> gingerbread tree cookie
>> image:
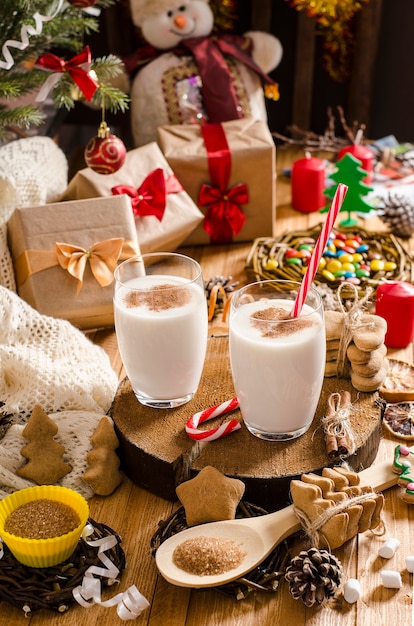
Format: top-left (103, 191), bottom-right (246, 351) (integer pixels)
top-left (16, 405), bottom-right (71, 485)
top-left (82, 416), bottom-right (123, 496)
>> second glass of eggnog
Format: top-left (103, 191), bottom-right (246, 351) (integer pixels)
top-left (114, 253), bottom-right (208, 409)
top-left (229, 280), bottom-right (325, 441)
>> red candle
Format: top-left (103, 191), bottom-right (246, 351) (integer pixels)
top-left (338, 143), bottom-right (373, 184)
top-left (291, 153), bottom-right (326, 213)
top-left (375, 281), bottom-right (414, 348)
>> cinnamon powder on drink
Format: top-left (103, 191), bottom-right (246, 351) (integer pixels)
top-left (250, 307), bottom-right (314, 338)
top-left (124, 284), bottom-right (191, 311)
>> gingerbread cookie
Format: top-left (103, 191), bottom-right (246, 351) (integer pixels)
top-left (347, 343), bottom-right (387, 365)
top-left (290, 466), bottom-right (383, 549)
top-left (351, 360), bottom-right (389, 392)
top-left (82, 416), bottom-right (123, 496)
top-left (16, 405), bottom-right (72, 485)
top-left (352, 314), bottom-right (387, 352)
top-left (176, 466), bottom-right (245, 526)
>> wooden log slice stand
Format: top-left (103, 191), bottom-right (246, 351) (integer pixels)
top-left (110, 336), bottom-right (382, 512)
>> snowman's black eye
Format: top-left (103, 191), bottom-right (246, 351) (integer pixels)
top-left (167, 10), bottom-right (173, 17)
top-left (179, 5), bottom-right (186, 11)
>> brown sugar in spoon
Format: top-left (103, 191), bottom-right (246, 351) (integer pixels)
top-left (155, 460), bottom-right (398, 588)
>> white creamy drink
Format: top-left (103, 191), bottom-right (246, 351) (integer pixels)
top-left (114, 275), bottom-right (208, 406)
top-left (230, 298), bottom-right (325, 439)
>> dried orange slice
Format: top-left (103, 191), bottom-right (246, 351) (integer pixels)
top-left (382, 403), bottom-right (414, 440)
top-left (379, 359), bottom-right (414, 403)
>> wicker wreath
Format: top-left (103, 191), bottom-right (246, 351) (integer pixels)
top-left (0, 519), bottom-right (125, 614)
top-left (246, 225), bottom-right (414, 300)
top-left (150, 502), bottom-right (293, 599)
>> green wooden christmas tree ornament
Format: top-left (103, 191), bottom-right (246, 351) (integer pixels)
top-left (321, 152), bottom-right (374, 226)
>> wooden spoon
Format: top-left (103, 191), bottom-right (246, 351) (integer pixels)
top-left (155, 460), bottom-right (398, 588)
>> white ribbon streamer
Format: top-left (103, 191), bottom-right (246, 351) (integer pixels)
top-left (72, 532), bottom-right (150, 621)
top-left (0, 0), bottom-right (65, 70)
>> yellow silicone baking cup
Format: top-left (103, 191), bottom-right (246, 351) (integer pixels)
top-left (0, 485), bottom-right (89, 568)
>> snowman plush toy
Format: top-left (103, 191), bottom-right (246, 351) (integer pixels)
top-left (125, 0), bottom-right (283, 146)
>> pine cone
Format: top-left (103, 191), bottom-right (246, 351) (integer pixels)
top-left (284, 548), bottom-right (343, 607)
top-left (378, 193), bottom-right (414, 238)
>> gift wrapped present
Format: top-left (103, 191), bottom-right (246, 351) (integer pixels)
top-left (60, 142), bottom-right (203, 253)
top-left (157, 118), bottom-right (276, 245)
top-left (7, 195), bottom-right (140, 330)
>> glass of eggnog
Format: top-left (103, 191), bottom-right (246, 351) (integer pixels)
top-left (114, 252), bottom-right (208, 409)
top-left (229, 280), bottom-right (325, 441)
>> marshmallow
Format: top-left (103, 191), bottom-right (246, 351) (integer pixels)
top-left (406, 556), bottom-right (414, 573)
top-left (378, 538), bottom-right (401, 559)
top-left (343, 578), bottom-right (361, 603)
top-left (381, 570), bottom-right (402, 589)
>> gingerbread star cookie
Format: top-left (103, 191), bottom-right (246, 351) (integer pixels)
top-left (176, 466), bottom-right (245, 526)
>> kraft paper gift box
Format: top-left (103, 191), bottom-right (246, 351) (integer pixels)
top-left (157, 118), bottom-right (276, 245)
top-left (7, 195), bottom-right (140, 330)
top-left (60, 142), bottom-right (203, 253)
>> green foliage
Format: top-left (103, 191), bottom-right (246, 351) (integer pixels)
top-left (0, 0), bottom-right (129, 138)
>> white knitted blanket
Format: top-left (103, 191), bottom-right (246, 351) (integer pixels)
top-left (0, 411), bottom-right (106, 499)
top-left (0, 286), bottom-right (119, 421)
top-left (0, 135), bottom-right (68, 292)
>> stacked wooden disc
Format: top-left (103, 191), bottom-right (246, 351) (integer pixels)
top-left (110, 336), bottom-right (382, 512)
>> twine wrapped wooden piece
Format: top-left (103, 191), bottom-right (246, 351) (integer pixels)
top-left (322, 390), bottom-right (356, 459)
top-left (246, 225), bottom-right (414, 299)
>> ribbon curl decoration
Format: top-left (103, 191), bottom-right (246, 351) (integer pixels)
top-left (0, 0), bottom-right (65, 70)
top-left (36, 45), bottom-right (98, 102)
top-left (55, 237), bottom-right (124, 294)
top-left (198, 123), bottom-right (248, 243)
top-left (73, 527), bottom-right (149, 620)
top-left (112, 169), bottom-right (183, 221)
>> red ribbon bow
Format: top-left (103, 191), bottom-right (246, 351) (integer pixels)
top-left (198, 124), bottom-right (248, 243)
top-left (37, 45), bottom-right (98, 101)
top-left (199, 183), bottom-right (248, 241)
top-left (112, 168), bottom-right (182, 221)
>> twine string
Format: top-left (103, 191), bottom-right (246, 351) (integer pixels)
top-left (293, 490), bottom-right (384, 549)
top-left (336, 283), bottom-right (374, 378)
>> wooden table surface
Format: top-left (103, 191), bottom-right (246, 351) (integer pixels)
top-left (2, 147), bottom-right (414, 626)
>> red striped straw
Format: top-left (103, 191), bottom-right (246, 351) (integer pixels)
top-left (291, 183), bottom-right (348, 318)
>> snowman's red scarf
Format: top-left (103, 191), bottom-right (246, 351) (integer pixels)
top-left (123, 34), bottom-right (277, 123)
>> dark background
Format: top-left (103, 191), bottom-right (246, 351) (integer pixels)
top-left (70, 0), bottom-right (414, 149)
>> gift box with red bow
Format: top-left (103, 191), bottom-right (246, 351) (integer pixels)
top-left (60, 142), bottom-right (203, 253)
top-left (7, 195), bottom-right (140, 330)
top-left (157, 118), bottom-right (276, 245)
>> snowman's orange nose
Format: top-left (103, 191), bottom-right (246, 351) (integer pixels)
top-left (174, 14), bottom-right (187, 29)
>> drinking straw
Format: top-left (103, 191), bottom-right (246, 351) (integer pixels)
top-left (291, 182), bottom-right (348, 317)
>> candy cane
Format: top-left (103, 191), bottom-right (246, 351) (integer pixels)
top-left (185, 397), bottom-right (241, 441)
top-left (291, 183), bottom-right (348, 317)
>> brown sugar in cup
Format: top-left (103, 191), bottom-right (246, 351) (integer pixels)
top-left (0, 485), bottom-right (89, 568)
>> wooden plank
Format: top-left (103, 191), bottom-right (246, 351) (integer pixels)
top-left (250, 0), bottom-right (272, 32)
top-left (347, 0), bottom-right (383, 132)
top-left (292, 12), bottom-right (316, 131)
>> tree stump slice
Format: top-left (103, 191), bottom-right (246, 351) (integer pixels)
top-left (110, 336), bottom-right (382, 512)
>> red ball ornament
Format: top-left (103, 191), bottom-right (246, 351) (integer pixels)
top-left (84, 122), bottom-right (126, 175)
top-left (67, 0), bottom-right (99, 7)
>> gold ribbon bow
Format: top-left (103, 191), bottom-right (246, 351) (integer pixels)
top-left (55, 238), bottom-right (124, 294)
